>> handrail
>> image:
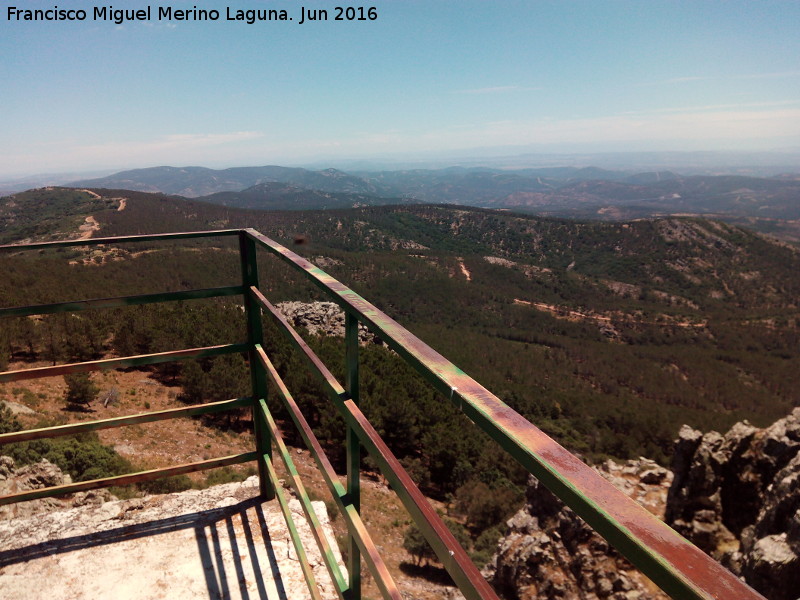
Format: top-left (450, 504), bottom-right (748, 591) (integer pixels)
top-left (257, 397), bottom-right (351, 599)
top-left (0, 228), bottom-right (240, 252)
top-left (0, 228), bottom-right (766, 600)
top-left (254, 344), bottom-right (401, 600)
top-left (0, 396), bottom-right (252, 444)
top-left (249, 287), bottom-right (495, 599)
top-left (0, 452), bottom-right (257, 506)
top-left (0, 285), bottom-right (244, 319)
top-left (0, 343), bottom-right (248, 384)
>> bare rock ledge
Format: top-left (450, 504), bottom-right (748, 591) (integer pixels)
top-left (0, 471), bottom-right (344, 600)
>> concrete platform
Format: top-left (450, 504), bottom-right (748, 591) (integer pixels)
top-left (0, 477), bottom-right (344, 600)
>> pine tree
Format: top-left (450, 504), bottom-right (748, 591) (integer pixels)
top-left (64, 373), bottom-right (99, 410)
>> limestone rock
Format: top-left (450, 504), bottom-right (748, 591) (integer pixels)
top-left (0, 476), bottom-right (344, 600)
top-left (0, 456), bottom-right (115, 519)
top-left (666, 408), bottom-right (800, 600)
top-left (277, 301), bottom-right (384, 345)
top-left (0, 400), bottom-right (37, 416)
top-left (486, 458), bottom-right (672, 600)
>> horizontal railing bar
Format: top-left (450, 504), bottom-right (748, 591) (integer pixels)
top-left (254, 344), bottom-right (400, 600)
top-left (0, 397), bottom-right (252, 445)
top-left (245, 228), bottom-right (764, 600)
top-left (0, 229), bottom-right (241, 253)
top-left (254, 331), bottom-right (488, 600)
top-left (0, 452), bottom-right (257, 506)
top-left (0, 285), bottom-right (244, 319)
top-left (257, 398), bottom-right (350, 599)
top-left (0, 343), bottom-right (248, 384)
top-left (262, 452), bottom-right (324, 600)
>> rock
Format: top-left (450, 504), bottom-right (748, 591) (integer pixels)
top-left (486, 458), bottom-right (672, 600)
top-left (506, 510), bottom-right (538, 534)
top-left (741, 534), bottom-right (799, 600)
top-left (276, 301), bottom-right (384, 345)
top-left (0, 457), bottom-right (72, 519)
top-left (639, 469), bottom-right (667, 485)
top-left (15, 458), bottom-right (71, 488)
top-left (0, 400), bottom-right (36, 416)
top-left (0, 456), bottom-right (115, 519)
top-left (312, 256), bottom-right (344, 269)
top-left (72, 489), bottom-right (115, 508)
top-left (665, 408), bottom-right (800, 600)
top-left (215, 496), bottom-right (239, 508)
top-left (0, 455), bottom-right (15, 479)
top-left (0, 479), bottom-right (345, 600)
top-left (443, 588), bottom-right (466, 600)
top-left (486, 425), bottom-right (796, 600)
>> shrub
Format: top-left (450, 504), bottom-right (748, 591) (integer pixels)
top-left (6, 433), bottom-right (133, 482)
top-left (471, 524), bottom-right (506, 566)
top-left (403, 524), bottom-right (436, 566)
top-left (64, 373), bottom-right (99, 410)
top-left (139, 474), bottom-right (193, 494)
top-left (204, 465), bottom-right (255, 487)
top-left (0, 403), bottom-right (21, 434)
top-left (403, 519), bottom-right (472, 566)
top-left (455, 479), bottom-right (523, 533)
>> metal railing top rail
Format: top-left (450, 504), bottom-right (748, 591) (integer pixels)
top-left (0, 228), bottom-right (240, 253)
top-left (0, 229), bottom-right (766, 600)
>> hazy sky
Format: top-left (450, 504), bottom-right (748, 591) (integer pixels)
top-left (2, 0), bottom-right (799, 177)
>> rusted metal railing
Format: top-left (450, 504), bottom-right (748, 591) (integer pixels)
top-left (0, 229), bottom-right (765, 600)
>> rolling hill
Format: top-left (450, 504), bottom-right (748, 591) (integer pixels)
top-left (195, 181), bottom-right (415, 211)
top-left (1, 186), bottom-right (798, 469)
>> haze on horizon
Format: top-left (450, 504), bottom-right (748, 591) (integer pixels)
top-left (2, 1), bottom-right (799, 179)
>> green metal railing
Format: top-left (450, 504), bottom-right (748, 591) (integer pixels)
top-left (0, 228), bottom-right (764, 600)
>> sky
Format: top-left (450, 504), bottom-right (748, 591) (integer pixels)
top-left (1, 0), bottom-right (799, 177)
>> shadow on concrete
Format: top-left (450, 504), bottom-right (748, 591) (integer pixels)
top-left (0, 496), bottom-right (286, 600)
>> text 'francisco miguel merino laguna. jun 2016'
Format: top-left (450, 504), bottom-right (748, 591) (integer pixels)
top-left (6, 5), bottom-right (379, 25)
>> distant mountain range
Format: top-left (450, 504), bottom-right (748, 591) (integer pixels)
top-left (71, 165), bottom-right (382, 198)
top-left (68, 164), bottom-right (800, 241)
top-left (71, 164), bottom-right (683, 200)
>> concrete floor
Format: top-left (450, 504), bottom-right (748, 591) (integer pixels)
top-left (0, 478), bottom-right (344, 600)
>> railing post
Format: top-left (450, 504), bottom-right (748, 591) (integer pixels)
top-left (345, 312), bottom-right (361, 600)
top-left (239, 231), bottom-right (273, 499)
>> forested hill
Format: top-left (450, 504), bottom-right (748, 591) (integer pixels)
top-left (1, 187), bottom-right (798, 467)
top-left (3, 186), bottom-right (799, 316)
top-left (195, 181), bottom-right (416, 211)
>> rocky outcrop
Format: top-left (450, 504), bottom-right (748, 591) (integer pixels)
top-left (485, 458), bottom-right (671, 600)
top-left (0, 475), bottom-right (344, 600)
top-left (0, 400), bottom-right (36, 416)
top-left (277, 301), bottom-right (384, 345)
top-left (487, 410), bottom-right (800, 600)
top-left (0, 456), bottom-right (114, 519)
top-left (666, 408), bottom-right (800, 600)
